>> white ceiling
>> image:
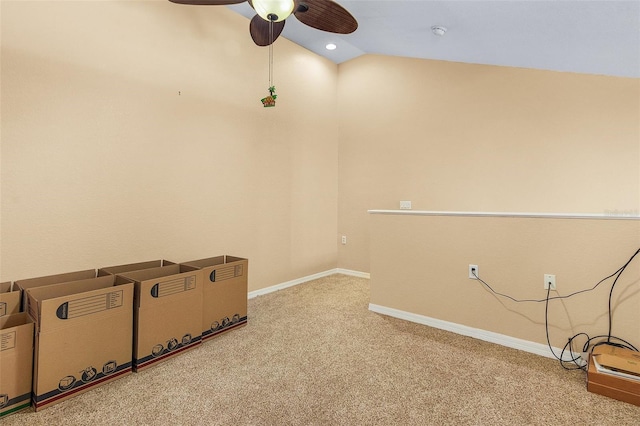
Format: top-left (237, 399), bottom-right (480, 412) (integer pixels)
top-left (227, 0), bottom-right (640, 78)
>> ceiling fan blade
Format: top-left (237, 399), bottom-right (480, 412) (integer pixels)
top-left (249, 14), bottom-right (285, 46)
top-left (294, 0), bottom-right (357, 34)
top-left (168, 0), bottom-right (246, 5)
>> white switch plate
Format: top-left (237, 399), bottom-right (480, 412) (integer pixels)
top-left (400, 201), bottom-right (412, 210)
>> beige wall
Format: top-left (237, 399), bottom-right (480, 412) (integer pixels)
top-left (369, 214), bottom-right (640, 349)
top-left (0, 1), bottom-right (339, 289)
top-left (2, 0), bottom-right (639, 352)
top-left (337, 55), bottom-right (640, 273)
top-left (338, 54), bottom-right (639, 350)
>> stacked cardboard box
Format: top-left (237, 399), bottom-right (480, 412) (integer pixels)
top-left (0, 282), bottom-right (20, 318)
top-left (117, 265), bottom-right (203, 371)
top-left (25, 275), bottom-right (134, 411)
top-left (15, 270), bottom-right (96, 312)
top-left (97, 260), bottom-right (175, 277)
top-left (2, 255), bottom-right (248, 414)
top-left (587, 345), bottom-right (640, 406)
top-left (0, 313), bottom-right (34, 418)
top-left (181, 256), bottom-right (248, 341)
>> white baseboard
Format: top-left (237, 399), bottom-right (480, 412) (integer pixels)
top-left (336, 268), bottom-right (370, 279)
top-left (369, 303), bottom-right (578, 362)
top-left (248, 268), bottom-right (370, 299)
top-left (248, 269), bottom-right (336, 299)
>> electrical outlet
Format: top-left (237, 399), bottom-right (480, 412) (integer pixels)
top-left (469, 264), bottom-right (478, 279)
top-left (544, 274), bottom-right (556, 290)
top-left (341, 235), bottom-right (347, 245)
top-left (400, 201), bottom-right (412, 210)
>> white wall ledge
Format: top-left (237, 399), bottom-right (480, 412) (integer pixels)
top-left (368, 210), bottom-right (640, 221)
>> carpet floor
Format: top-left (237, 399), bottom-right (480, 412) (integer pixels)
top-left (4, 274), bottom-right (639, 425)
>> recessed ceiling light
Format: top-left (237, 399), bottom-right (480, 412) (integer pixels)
top-left (431, 26), bottom-right (447, 36)
top-left (326, 43), bottom-right (337, 51)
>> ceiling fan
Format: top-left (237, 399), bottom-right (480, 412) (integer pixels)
top-left (168, 0), bottom-right (358, 46)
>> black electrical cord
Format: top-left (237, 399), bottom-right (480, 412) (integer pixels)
top-left (605, 248), bottom-right (640, 342)
top-left (472, 248), bottom-right (640, 370)
top-left (472, 248), bottom-right (640, 303)
top-left (554, 248), bottom-right (640, 369)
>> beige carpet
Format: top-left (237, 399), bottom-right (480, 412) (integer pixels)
top-left (4, 274), bottom-right (639, 425)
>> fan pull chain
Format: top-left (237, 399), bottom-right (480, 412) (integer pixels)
top-left (261, 20), bottom-right (277, 107)
top-left (269, 20), bottom-right (273, 88)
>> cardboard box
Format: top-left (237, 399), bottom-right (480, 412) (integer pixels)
top-left (593, 345), bottom-right (640, 376)
top-left (0, 282), bottom-right (21, 317)
top-left (14, 269), bottom-right (97, 312)
top-left (118, 265), bottom-right (203, 371)
top-left (0, 313), bottom-right (34, 418)
top-left (181, 256), bottom-right (248, 341)
top-left (587, 345), bottom-right (640, 406)
top-left (26, 275), bottom-right (134, 411)
top-left (97, 260), bottom-right (175, 277)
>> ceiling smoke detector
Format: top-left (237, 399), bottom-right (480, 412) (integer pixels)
top-left (431, 26), bottom-right (447, 36)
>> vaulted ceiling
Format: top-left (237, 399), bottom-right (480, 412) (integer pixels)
top-left (227, 1), bottom-right (640, 78)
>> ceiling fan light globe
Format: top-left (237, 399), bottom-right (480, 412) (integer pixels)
top-left (253, 0), bottom-right (295, 23)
